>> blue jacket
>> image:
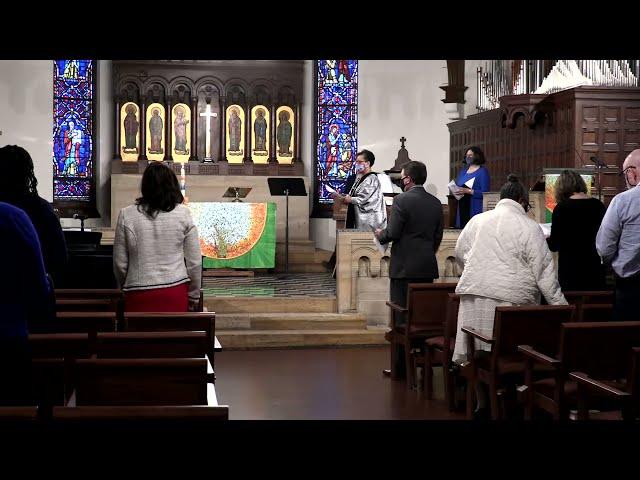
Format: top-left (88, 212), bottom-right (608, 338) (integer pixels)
top-left (0, 202), bottom-right (53, 338)
top-left (455, 165), bottom-right (490, 228)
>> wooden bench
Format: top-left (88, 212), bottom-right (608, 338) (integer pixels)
top-left (95, 331), bottom-right (210, 359)
top-left (386, 283), bottom-right (457, 388)
top-left (49, 312), bottom-right (117, 342)
top-left (49, 405), bottom-right (228, 430)
top-left (122, 312), bottom-right (218, 368)
top-left (70, 358), bottom-right (214, 407)
top-left (519, 321), bottom-right (640, 420)
top-left (462, 305), bottom-right (576, 420)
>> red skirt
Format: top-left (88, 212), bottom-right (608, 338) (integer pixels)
top-left (124, 283), bottom-right (189, 312)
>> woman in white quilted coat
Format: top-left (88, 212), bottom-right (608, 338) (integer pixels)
top-left (452, 175), bottom-right (567, 414)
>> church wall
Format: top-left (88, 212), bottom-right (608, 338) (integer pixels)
top-left (0, 60), bottom-right (53, 201)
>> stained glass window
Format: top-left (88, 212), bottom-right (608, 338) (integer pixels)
top-left (53, 60), bottom-right (96, 203)
top-left (315, 60), bottom-right (358, 211)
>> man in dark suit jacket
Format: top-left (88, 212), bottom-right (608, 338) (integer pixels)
top-left (375, 160), bottom-right (443, 378)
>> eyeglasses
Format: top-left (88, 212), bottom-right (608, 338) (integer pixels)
top-left (620, 165), bottom-right (637, 176)
top-left (400, 176), bottom-right (409, 182)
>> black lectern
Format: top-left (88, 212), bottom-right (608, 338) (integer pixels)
top-left (267, 178), bottom-right (307, 274)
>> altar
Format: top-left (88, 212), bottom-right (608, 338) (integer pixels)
top-left (188, 202), bottom-right (276, 269)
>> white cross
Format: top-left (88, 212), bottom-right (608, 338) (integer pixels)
top-left (199, 103), bottom-right (217, 160)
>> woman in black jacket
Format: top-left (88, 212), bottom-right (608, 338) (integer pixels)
top-left (0, 145), bottom-right (68, 286)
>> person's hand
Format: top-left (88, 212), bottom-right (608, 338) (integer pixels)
top-left (188, 299), bottom-right (200, 312)
top-left (329, 192), bottom-right (341, 200)
top-left (460, 187), bottom-right (473, 195)
top-left (374, 228), bottom-right (383, 238)
top-left (344, 195), bottom-right (352, 204)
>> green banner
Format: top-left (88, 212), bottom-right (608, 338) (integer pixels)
top-left (189, 202), bottom-right (276, 269)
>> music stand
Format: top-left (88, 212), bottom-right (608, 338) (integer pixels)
top-left (223, 187), bottom-right (252, 202)
top-left (267, 178), bottom-right (307, 274)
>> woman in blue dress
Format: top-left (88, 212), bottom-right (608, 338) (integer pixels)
top-left (455, 146), bottom-right (490, 229)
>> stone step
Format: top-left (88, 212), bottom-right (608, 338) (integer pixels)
top-left (274, 264), bottom-right (328, 273)
top-left (216, 312), bottom-right (366, 330)
top-left (205, 296), bottom-right (336, 314)
top-left (216, 327), bottom-right (388, 350)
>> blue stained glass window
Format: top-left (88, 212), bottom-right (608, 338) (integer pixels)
top-left (315, 60), bottom-right (358, 206)
top-left (53, 60), bottom-right (96, 203)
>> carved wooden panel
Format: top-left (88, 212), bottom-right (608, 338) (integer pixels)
top-left (449, 87), bottom-right (640, 206)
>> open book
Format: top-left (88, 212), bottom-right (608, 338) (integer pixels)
top-left (448, 180), bottom-right (464, 200)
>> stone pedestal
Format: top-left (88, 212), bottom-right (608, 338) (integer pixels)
top-left (336, 229), bottom-right (462, 327)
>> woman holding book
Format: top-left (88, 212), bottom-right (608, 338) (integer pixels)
top-left (455, 146), bottom-right (490, 229)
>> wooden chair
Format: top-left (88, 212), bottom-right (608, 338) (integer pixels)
top-left (95, 331), bottom-right (209, 359)
top-left (70, 358), bottom-right (214, 407)
top-left (571, 347), bottom-right (640, 421)
top-left (462, 305), bottom-right (576, 420)
top-left (423, 293), bottom-right (460, 409)
top-left (385, 283), bottom-right (457, 389)
top-left (519, 322), bottom-right (640, 420)
top-left (50, 405), bottom-right (229, 430)
top-left (122, 312), bottom-right (217, 370)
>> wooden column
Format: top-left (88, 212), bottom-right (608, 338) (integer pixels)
top-left (114, 96), bottom-right (122, 160)
top-left (270, 104), bottom-right (277, 163)
top-left (244, 103), bottom-right (250, 163)
top-left (294, 102), bottom-right (301, 163)
top-left (164, 97), bottom-right (172, 161)
top-left (190, 96), bottom-right (198, 161)
top-left (220, 96), bottom-right (227, 162)
top-left (139, 97), bottom-right (148, 161)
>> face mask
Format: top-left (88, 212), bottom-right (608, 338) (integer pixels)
top-left (356, 163), bottom-right (366, 173)
top-left (464, 156), bottom-right (473, 166)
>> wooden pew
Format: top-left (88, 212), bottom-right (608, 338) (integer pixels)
top-left (462, 305), bottom-right (576, 420)
top-left (579, 303), bottom-right (615, 323)
top-left (571, 347), bottom-right (640, 421)
top-left (385, 283), bottom-right (458, 389)
top-left (51, 312), bottom-right (117, 341)
top-left (70, 358), bottom-right (213, 406)
top-left (519, 321), bottom-right (640, 420)
top-left (95, 331), bottom-right (209, 359)
top-left (55, 288), bottom-right (123, 321)
top-left (0, 407), bottom-right (39, 431)
top-left (122, 312), bottom-right (218, 369)
top-left (49, 405), bottom-right (228, 430)
top-left (29, 333), bottom-right (92, 409)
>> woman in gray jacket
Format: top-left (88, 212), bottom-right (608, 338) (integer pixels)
top-left (113, 162), bottom-right (202, 312)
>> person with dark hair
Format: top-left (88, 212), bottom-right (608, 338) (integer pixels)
top-left (0, 145), bottom-right (67, 286)
top-left (455, 146), bottom-right (491, 229)
top-left (331, 149), bottom-right (387, 231)
top-left (113, 162), bottom-right (202, 312)
top-left (374, 160), bottom-right (443, 379)
top-left (597, 149), bottom-right (640, 321)
top-left (0, 202), bottom-right (55, 404)
top-left (452, 174), bottom-right (566, 417)
top-left (547, 170), bottom-right (606, 291)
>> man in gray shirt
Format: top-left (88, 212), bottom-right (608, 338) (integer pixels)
top-left (596, 149), bottom-right (640, 321)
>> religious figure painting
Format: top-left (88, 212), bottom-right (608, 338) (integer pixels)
top-left (62, 120), bottom-right (83, 176)
top-left (251, 106), bottom-right (269, 163)
top-left (173, 104), bottom-right (190, 155)
top-left (120, 102), bottom-right (140, 161)
top-left (226, 105), bottom-right (245, 162)
top-left (146, 103), bottom-right (165, 161)
top-left (276, 106), bottom-right (295, 163)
